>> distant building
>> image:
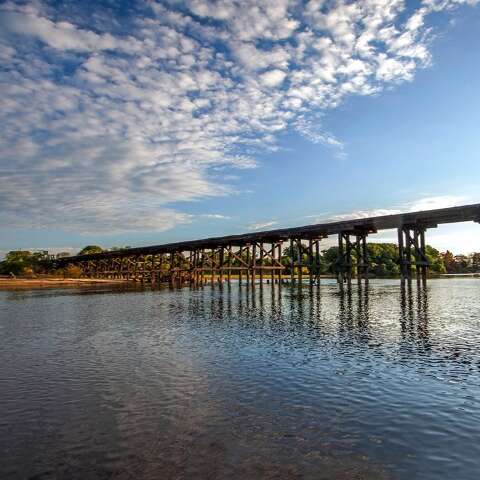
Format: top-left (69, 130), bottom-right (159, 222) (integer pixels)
top-left (56, 252), bottom-right (71, 259)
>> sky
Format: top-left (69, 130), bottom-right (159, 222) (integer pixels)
top-left (1, 0), bottom-right (479, 257)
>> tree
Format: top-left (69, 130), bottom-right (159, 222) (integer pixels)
top-left (471, 253), bottom-right (480, 272)
top-left (0, 250), bottom-right (53, 276)
top-left (441, 251), bottom-right (456, 273)
top-left (425, 245), bottom-right (446, 274)
top-left (367, 243), bottom-right (400, 277)
top-left (440, 251), bottom-right (480, 274)
top-left (280, 242), bottom-right (446, 278)
top-left (78, 245), bottom-right (103, 256)
top-left (321, 246), bottom-right (340, 274)
top-left (0, 251), bottom-right (33, 275)
top-left (454, 254), bottom-right (470, 273)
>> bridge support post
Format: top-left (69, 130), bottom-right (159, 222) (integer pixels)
top-left (219, 247), bottom-right (224, 284)
top-left (355, 231), bottom-right (370, 285)
top-left (336, 233), bottom-right (353, 288)
top-left (337, 233), bottom-right (344, 286)
top-left (398, 225), bottom-right (431, 286)
top-left (238, 246), bottom-right (243, 285)
top-left (195, 250), bottom-right (200, 286)
top-left (197, 249), bottom-right (202, 286)
top-left (270, 242), bottom-right (275, 285)
top-left (336, 230), bottom-right (371, 288)
top-left (306, 237), bottom-right (325, 286)
top-left (246, 245), bottom-right (251, 286)
top-left (308, 239), bottom-right (313, 286)
top-left (259, 242), bottom-right (264, 285)
top-left (212, 248), bottom-right (217, 285)
top-left (290, 238), bottom-right (295, 284)
top-left (277, 242), bottom-right (282, 284)
top-left (227, 246), bottom-right (232, 284)
top-left (297, 239), bottom-right (303, 285)
top-left (252, 243), bottom-right (257, 287)
top-left (286, 238), bottom-right (321, 286)
top-left (315, 238), bottom-right (321, 285)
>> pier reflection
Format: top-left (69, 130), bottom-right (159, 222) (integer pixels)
top-left (186, 281), bottom-right (436, 353)
top-left (189, 279), bottom-right (478, 375)
top-left (400, 283), bottom-right (430, 345)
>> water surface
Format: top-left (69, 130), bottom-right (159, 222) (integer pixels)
top-left (1, 279), bottom-right (479, 479)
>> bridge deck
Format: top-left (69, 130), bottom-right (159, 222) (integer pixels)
top-left (59, 203), bottom-right (480, 263)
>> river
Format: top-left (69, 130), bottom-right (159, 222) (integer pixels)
top-left (1, 279), bottom-right (479, 479)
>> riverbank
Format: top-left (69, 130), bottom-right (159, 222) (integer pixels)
top-left (0, 277), bottom-right (127, 290)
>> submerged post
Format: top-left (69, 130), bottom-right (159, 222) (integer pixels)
top-left (420, 229), bottom-right (428, 287)
top-left (345, 234), bottom-right (352, 289)
top-left (337, 233), bottom-right (344, 285)
top-left (278, 242), bottom-right (283, 284)
top-left (315, 238), bottom-right (321, 286)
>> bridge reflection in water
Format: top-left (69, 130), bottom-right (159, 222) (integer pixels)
top-left (58, 203), bottom-right (480, 288)
top-left (174, 278), bottom-right (477, 372)
top-left (2, 279), bottom-right (479, 480)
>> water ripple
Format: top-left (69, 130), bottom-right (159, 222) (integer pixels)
top-left (1, 279), bottom-right (479, 479)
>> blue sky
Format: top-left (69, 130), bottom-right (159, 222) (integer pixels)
top-left (1, 0), bottom-right (479, 257)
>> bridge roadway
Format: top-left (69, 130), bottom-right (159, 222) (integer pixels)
top-left (58, 203), bottom-right (480, 287)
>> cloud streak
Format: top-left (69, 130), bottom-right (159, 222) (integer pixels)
top-left (0, 0), bottom-right (477, 233)
top-left (247, 220), bottom-right (278, 231)
top-left (309, 195), bottom-right (469, 224)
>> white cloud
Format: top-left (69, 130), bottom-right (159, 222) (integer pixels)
top-left (248, 221), bottom-right (278, 230)
top-left (407, 195), bottom-right (467, 212)
top-left (0, 9), bottom-right (141, 53)
top-left (310, 195), bottom-right (469, 224)
top-left (259, 69), bottom-right (287, 87)
top-left (0, 0), bottom-right (477, 233)
top-left (201, 214), bottom-right (232, 220)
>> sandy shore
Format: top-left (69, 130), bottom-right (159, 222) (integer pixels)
top-left (0, 277), bottom-right (127, 290)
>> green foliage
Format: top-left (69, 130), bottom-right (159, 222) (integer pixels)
top-left (280, 242), bottom-right (450, 278)
top-left (320, 246), bottom-right (339, 273)
top-left (472, 253), bottom-right (480, 271)
top-left (425, 245), bottom-right (446, 274)
top-left (367, 243), bottom-right (400, 277)
top-left (78, 245), bottom-right (103, 255)
top-left (0, 250), bottom-right (53, 276)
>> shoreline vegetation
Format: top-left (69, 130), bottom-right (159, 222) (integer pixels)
top-left (1, 244), bottom-right (479, 289)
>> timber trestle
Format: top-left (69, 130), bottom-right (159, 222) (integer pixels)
top-left (334, 228), bottom-right (373, 288)
top-left (57, 203), bottom-right (480, 289)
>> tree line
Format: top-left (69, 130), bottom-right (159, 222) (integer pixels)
top-left (2, 243), bottom-right (479, 277)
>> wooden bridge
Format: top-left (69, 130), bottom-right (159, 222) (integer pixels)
top-left (57, 203), bottom-right (480, 288)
